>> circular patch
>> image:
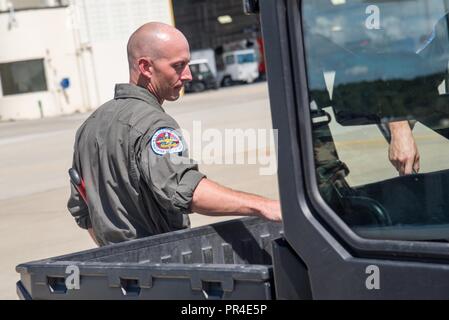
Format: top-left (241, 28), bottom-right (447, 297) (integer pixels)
top-left (150, 128), bottom-right (184, 155)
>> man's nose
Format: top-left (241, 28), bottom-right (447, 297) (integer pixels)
top-left (181, 65), bottom-right (192, 82)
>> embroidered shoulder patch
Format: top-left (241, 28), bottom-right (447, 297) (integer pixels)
top-left (150, 127), bottom-right (184, 155)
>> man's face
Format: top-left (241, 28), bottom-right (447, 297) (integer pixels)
top-left (150, 39), bottom-right (192, 102)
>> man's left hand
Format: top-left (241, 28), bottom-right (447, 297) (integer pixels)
top-left (388, 121), bottom-right (420, 176)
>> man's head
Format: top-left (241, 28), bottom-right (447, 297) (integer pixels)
top-left (127, 22), bottom-right (192, 104)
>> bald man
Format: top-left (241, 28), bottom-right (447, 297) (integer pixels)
top-left (68, 22), bottom-right (281, 246)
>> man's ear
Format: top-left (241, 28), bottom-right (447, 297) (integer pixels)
top-left (137, 58), bottom-right (152, 79)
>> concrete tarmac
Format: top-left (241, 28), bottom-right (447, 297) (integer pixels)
top-left (0, 82), bottom-right (279, 299)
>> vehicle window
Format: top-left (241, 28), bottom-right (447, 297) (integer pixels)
top-left (0, 59), bottom-right (47, 96)
top-left (302, 0), bottom-right (449, 241)
top-left (199, 63), bottom-right (210, 73)
top-left (225, 55), bottom-right (235, 65)
top-left (189, 64), bottom-right (200, 75)
top-left (237, 53), bottom-right (256, 64)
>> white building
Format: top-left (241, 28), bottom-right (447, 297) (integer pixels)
top-left (0, 0), bottom-right (174, 120)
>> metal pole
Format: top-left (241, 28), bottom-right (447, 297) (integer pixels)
top-left (69, 0), bottom-right (89, 111)
top-left (81, 0), bottom-right (101, 108)
top-left (38, 100), bottom-right (44, 118)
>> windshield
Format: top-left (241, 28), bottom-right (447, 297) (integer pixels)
top-left (237, 53), bottom-right (256, 64)
top-left (189, 63), bottom-right (212, 76)
top-left (302, 0), bottom-right (449, 241)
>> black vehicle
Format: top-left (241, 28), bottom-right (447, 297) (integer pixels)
top-left (16, 0), bottom-right (449, 300)
top-left (184, 59), bottom-right (219, 93)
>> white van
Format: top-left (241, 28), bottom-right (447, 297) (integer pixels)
top-left (218, 49), bottom-right (259, 86)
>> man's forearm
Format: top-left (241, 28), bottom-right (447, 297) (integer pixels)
top-left (191, 178), bottom-right (281, 221)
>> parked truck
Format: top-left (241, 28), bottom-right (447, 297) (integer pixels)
top-left (218, 48), bottom-right (259, 87)
top-left (191, 48), bottom-right (218, 77)
top-left (16, 0), bottom-right (449, 300)
top-left (184, 59), bottom-right (219, 93)
top-left (192, 46), bottom-right (260, 87)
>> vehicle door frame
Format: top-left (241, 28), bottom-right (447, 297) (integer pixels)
top-left (260, 0), bottom-right (449, 299)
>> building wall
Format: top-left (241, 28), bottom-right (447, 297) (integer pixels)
top-left (74, 0), bottom-right (174, 105)
top-left (0, 7), bottom-right (86, 120)
top-left (0, 0), bottom-right (67, 11)
top-left (0, 0), bottom-right (173, 120)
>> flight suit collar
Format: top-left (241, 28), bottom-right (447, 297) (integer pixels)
top-left (114, 83), bottom-right (164, 112)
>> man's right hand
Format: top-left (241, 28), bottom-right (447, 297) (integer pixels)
top-left (388, 121), bottom-right (420, 176)
top-left (260, 199), bottom-right (282, 222)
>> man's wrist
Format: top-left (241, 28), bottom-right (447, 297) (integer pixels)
top-left (388, 120), bottom-right (409, 131)
top-left (248, 196), bottom-right (271, 218)
top-left (388, 121), bottom-right (413, 140)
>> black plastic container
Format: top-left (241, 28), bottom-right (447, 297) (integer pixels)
top-left (16, 217), bottom-right (283, 300)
